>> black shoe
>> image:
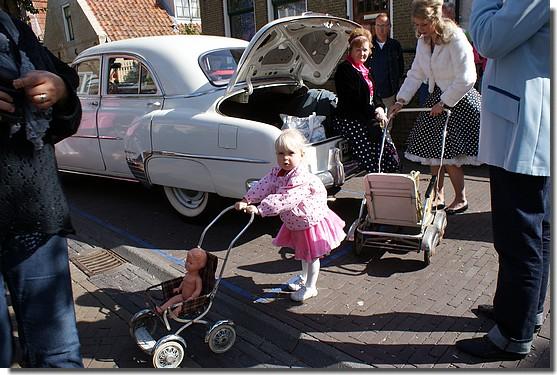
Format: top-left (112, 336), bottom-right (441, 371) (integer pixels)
top-left (446, 203), bottom-right (468, 215)
top-left (456, 335), bottom-right (527, 361)
top-left (472, 304), bottom-right (542, 333)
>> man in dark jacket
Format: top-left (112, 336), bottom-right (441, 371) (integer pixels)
top-left (365, 13), bottom-right (405, 112)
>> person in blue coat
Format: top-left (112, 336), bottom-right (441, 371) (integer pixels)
top-left (456, 0), bottom-right (550, 361)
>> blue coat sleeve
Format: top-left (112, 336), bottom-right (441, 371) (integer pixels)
top-left (469, 0), bottom-right (549, 58)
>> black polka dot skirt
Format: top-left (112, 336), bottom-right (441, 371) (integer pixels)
top-left (332, 116), bottom-right (400, 173)
top-left (405, 86), bottom-right (481, 166)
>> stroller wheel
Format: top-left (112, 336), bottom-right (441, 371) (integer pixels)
top-left (130, 309), bottom-right (157, 338)
top-left (421, 226), bottom-right (439, 266)
top-left (433, 210), bottom-right (447, 238)
top-left (207, 323), bottom-right (236, 353)
top-left (353, 229), bottom-right (365, 256)
top-left (152, 340), bottom-right (186, 368)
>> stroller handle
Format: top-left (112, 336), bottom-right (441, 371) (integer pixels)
top-left (379, 107), bottom-right (451, 174)
top-left (197, 205), bottom-right (255, 298)
top-left (197, 205), bottom-right (255, 250)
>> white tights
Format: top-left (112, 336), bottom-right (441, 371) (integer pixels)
top-left (301, 258), bottom-right (320, 290)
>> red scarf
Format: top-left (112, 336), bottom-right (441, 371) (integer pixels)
top-left (347, 55), bottom-right (374, 98)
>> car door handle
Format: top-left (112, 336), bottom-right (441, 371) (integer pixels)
top-left (147, 101), bottom-right (161, 107)
top-left (90, 101), bottom-right (99, 106)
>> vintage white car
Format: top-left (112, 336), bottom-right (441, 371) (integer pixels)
top-left (56, 14), bottom-right (361, 220)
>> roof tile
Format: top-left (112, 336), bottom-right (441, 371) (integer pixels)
top-left (85, 0), bottom-right (175, 41)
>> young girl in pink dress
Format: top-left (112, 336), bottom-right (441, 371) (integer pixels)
top-left (235, 129), bottom-right (346, 302)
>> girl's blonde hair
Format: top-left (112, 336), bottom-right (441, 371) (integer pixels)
top-left (411, 0), bottom-right (458, 44)
top-left (275, 129), bottom-right (306, 155)
top-left (348, 27), bottom-right (372, 54)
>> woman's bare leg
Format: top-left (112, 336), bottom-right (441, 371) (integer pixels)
top-left (430, 165), bottom-right (445, 207)
top-left (445, 165), bottom-right (467, 209)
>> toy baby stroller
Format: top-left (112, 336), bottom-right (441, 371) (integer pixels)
top-left (347, 108), bottom-right (450, 265)
top-left (129, 206), bottom-right (254, 368)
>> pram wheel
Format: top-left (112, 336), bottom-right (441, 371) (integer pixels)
top-left (433, 210), bottom-right (447, 238)
top-left (353, 229), bottom-right (365, 256)
top-left (206, 322), bottom-right (236, 353)
top-left (421, 225), bottom-right (440, 265)
top-left (153, 339), bottom-right (186, 368)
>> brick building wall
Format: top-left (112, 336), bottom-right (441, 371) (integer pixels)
top-left (306, 0), bottom-right (347, 18)
top-left (199, 0), bottom-right (225, 36)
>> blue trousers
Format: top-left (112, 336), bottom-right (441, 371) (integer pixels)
top-left (487, 166), bottom-right (551, 354)
top-left (0, 235), bottom-right (83, 368)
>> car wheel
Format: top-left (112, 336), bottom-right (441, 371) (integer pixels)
top-left (163, 187), bottom-right (216, 221)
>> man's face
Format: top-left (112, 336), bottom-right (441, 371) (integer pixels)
top-left (374, 17), bottom-right (390, 42)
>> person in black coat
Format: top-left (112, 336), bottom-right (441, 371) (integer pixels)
top-left (332, 27), bottom-right (400, 174)
top-left (365, 13), bottom-right (405, 110)
top-left (0, 1), bottom-right (83, 367)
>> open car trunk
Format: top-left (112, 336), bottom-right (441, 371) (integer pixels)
top-left (219, 84), bottom-right (362, 186)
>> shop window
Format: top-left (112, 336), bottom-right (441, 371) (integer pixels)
top-left (228, 0), bottom-right (256, 41)
top-left (272, 0), bottom-right (306, 19)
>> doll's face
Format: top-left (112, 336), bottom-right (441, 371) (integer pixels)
top-left (185, 248), bottom-right (207, 272)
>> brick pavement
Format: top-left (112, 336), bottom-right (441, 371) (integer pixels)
top-left (7, 163), bottom-right (550, 368)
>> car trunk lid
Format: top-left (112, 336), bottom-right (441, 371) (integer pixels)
top-left (226, 14), bottom-right (359, 95)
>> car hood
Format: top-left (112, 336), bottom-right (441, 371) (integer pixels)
top-left (226, 14), bottom-right (360, 95)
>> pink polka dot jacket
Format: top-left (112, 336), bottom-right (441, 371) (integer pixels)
top-left (244, 166), bottom-right (330, 231)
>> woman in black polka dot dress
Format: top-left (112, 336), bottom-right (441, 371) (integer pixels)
top-left (332, 27), bottom-right (400, 174)
top-left (389, 0), bottom-right (481, 215)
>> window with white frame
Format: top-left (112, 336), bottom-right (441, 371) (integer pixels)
top-left (272, 0), bottom-right (306, 19)
top-left (228, 0), bottom-right (255, 41)
top-left (175, 0), bottom-right (200, 20)
top-left (62, 4), bottom-right (74, 41)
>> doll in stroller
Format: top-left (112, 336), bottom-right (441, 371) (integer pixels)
top-left (129, 206), bottom-right (254, 368)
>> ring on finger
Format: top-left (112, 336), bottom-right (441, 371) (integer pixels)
top-left (38, 93), bottom-right (47, 104)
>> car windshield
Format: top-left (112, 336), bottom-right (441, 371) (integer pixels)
top-left (199, 48), bottom-right (244, 86)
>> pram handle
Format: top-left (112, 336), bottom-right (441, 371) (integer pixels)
top-left (198, 205), bottom-right (254, 288)
top-left (197, 205), bottom-right (254, 250)
top-left (379, 107), bottom-right (451, 174)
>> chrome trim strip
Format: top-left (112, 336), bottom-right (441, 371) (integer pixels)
top-left (70, 134), bottom-right (98, 139)
top-left (66, 135), bottom-right (123, 140)
top-left (151, 150), bottom-right (268, 164)
top-left (58, 169), bottom-right (138, 183)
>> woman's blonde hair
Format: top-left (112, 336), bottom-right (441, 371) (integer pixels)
top-left (275, 129), bottom-right (306, 155)
top-left (411, 0), bottom-right (458, 44)
top-left (348, 27), bottom-right (372, 53)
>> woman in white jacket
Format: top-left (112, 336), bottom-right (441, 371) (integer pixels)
top-left (389, 0), bottom-right (481, 215)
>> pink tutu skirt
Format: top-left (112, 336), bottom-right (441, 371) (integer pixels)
top-left (272, 209), bottom-right (346, 262)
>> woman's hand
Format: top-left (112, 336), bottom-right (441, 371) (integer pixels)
top-left (13, 70), bottom-right (68, 111)
top-left (430, 101), bottom-right (445, 117)
top-left (0, 90), bottom-right (15, 114)
top-left (375, 107), bottom-right (388, 125)
top-left (388, 102), bottom-right (404, 119)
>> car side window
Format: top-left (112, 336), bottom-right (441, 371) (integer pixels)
top-left (140, 64), bottom-right (157, 94)
top-left (76, 59), bottom-right (100, 95)
top-left (106, 57), bottom-right (158, 95)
